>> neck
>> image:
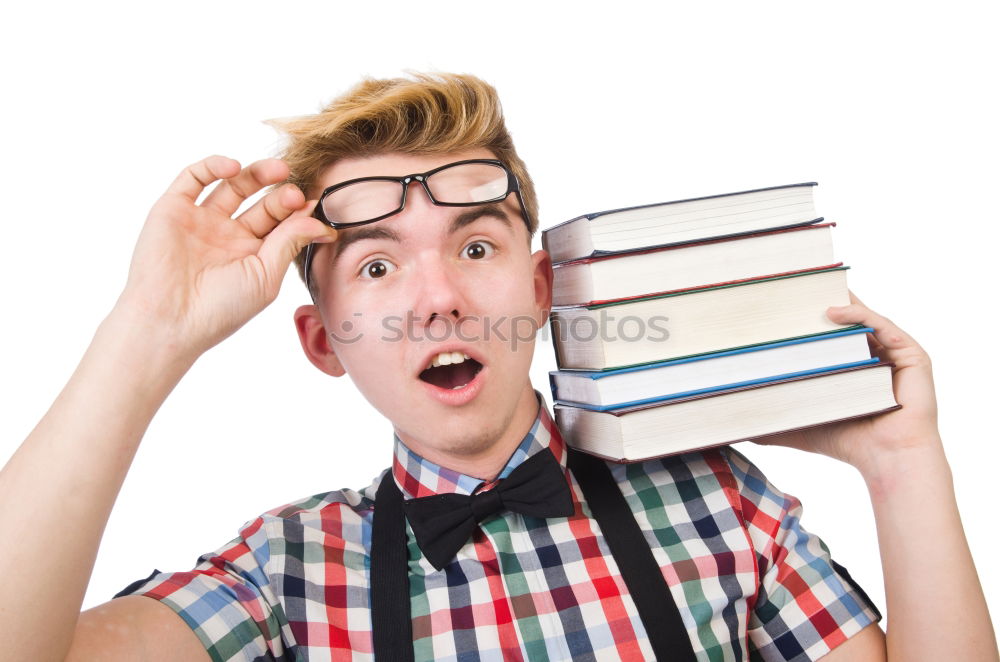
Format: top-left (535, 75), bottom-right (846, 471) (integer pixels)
top-left (395, 383), bottom-right (541, 482)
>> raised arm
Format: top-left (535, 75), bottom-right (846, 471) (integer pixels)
top-left (0, 156), bottom-right (337, 660)
top-left (755, 292), bottom-right (999, 661)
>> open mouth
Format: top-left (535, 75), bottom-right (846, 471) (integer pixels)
top-left (419, 353), bottom-right (484, 390)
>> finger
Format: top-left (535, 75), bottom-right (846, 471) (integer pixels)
top-left (826, 301), bottom-right (917, 352)
top-left (749, 429), bottom-right (810, 452)
top-left (865, 332), bottom-right (886, 356)
top-left (843, 291), bottom-right (889, 355)
top-left (234, 183), bottom-right (306, 238)
top-left (165, 155), bottom-right (241, 202)
top-left (257, 209), bottom-right (338, 285)
top-left (201, 158), bottom-right (290, 216)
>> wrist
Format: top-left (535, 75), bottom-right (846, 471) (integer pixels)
top-left (858, 435), bottom-right (952, 503)
top-left (100, 300), bottom-right (201, 379)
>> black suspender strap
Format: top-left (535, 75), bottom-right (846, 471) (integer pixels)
top-left (371, 452), bottom-right (697, 661)
top-left (567, 448), bottom-right (698, 661)
top-left (371, 475), bottom-right (415, 662)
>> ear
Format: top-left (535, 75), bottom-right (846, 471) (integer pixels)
top-left (530, 248), bottom-right (554, 327)
top-left (294, 304), bottom-right (347, 377)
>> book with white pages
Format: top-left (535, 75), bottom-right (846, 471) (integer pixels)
top-left (542, 182), bottom-right (821, 264)
top-left (554, 361), bottom-right (900, 462)
top-left (549, 326), bottom-right (874, 410)
top-left (551, 223), bottom-right (837, 307)
top-left (550, 266), bottom-right (853, 370)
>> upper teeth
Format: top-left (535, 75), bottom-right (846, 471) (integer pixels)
top-left (427, 352), bottom-right (471, 369)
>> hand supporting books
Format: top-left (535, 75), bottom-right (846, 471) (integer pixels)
top-left (546, 184), bottom-right (899, 461)
top-left (750, 290), bottom-right (939, 481)
top-left (545, 185), bottom-right (995, 661)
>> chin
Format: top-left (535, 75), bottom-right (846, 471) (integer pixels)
top-left (444, 418), bottom-right (510, 455)
top-left (391, 395), bottom-right (515, 459)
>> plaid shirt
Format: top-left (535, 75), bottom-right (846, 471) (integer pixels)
top-left (117, 391), bottom-right (880, 661)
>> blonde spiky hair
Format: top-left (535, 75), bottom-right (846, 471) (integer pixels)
top-left (270, 72), bottom-right (538, 295)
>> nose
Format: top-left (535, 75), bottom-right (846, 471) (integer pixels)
top-left (398, 183), bottom-right (472, 334)
top-left (413, 247), bottom-right (468, 336)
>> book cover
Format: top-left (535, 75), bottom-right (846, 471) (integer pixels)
top-left (544, 182), bottom-right (818, 231)
top-left (554, 358), bottom-right (880, 411)
top-left (542, 182), bottom-right (823, 264)
top-left (554, 361), bottom-right (901, 463)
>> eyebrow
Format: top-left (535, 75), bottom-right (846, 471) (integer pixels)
top-left (330, 204), bottom-right (512, 269)
top-left (450, 204), bottom-right (512, 235)
top-left (330, 225), bottom-right (402, 269)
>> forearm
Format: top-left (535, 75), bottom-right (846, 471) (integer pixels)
top-left (864, 437), bottom-right (999, 661)
top-left (0, 305), bottom-right (197, 660)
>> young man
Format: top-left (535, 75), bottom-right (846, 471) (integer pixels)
top-left (0, 74), bottom-right (995, 661)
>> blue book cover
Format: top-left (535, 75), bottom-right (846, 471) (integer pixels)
top-left (549, 327), bottom-right (876, 411)
top-left (554, 359), bottom-right (879, 411)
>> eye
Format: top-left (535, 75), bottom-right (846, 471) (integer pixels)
top-left (358, 258), bottom-right (397, 280)
top-left (463, 240), bottom-right (496, 260)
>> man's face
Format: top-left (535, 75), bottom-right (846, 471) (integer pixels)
top-left (294, 149), bottom-right (552, 466)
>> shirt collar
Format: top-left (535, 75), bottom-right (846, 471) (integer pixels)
top-left (390, 389), bottom-right (567, 500)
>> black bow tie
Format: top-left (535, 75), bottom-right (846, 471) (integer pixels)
top-left (401, 449), bottom-right (575, 570)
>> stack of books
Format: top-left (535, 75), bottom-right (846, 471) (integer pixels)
top-left (543, 183), bottom-right (900, 462)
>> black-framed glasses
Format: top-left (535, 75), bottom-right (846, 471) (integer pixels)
top-left (304, 159), bottom-right (532, 294)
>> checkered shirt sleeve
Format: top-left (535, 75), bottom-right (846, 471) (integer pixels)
top-left (114, 515), bottom-right (291, 661)
top-left (725, 449), bottom-right (882, 661)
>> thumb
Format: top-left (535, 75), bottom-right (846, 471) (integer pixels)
top-left (257, 205), bottom-right (338, 283)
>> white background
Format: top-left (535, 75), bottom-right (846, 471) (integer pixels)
top-left (1, 0), bottom-right (997, 630)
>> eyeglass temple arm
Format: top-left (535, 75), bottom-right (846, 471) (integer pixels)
top-left (303, 242), bottom-right (317, 302)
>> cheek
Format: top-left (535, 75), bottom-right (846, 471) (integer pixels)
top-left (473, 259), bottom-right (537, 308)
top-left (328, 319), bottom-right (406, 395)
top-left (325, 280), bottom-right (406, 330)
top-left (474, 267), bottom-right (544, 354)
top-left (322, 290), bottom-right (402, 369)
top-left (328, 308), bottom-right (403, 353)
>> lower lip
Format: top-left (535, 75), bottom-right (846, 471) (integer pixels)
top-left (418, 364), bottom-right (486, 406)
